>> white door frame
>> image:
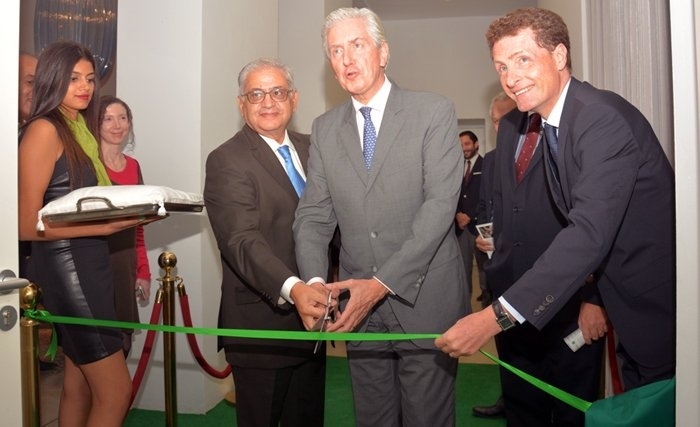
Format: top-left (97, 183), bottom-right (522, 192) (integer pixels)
top-left (0, 1), bottom-right (24, 426)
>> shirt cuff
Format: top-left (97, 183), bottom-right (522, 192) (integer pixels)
top-left (279, 276), bottom-right (304, 305)
top-left (306, 276), bottom-right (327, 286)
top-left (499, 296), bottom-right (525, 324)
top-left (373, 276), bottom-right (395, 295)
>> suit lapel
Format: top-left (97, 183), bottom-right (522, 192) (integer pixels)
top-left (290, 131), bottom-right (309, 174)
top-left (243, 125), bottom-right (298, 199)
top-left (365, 86), bottom-right (403, 190)
top-left (338, 103), bottom-right (369, 186)
top-left (510, 113), bottom-right (528, 188)
top-left (555, 79), bottom-right (582, 211)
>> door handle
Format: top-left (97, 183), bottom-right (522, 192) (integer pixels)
top-left (0, 270), bottom-right (29, 294)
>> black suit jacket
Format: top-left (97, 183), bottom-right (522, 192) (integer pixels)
top-left (204, 124), bottom-right (314, 368)
top-left (456, 155), bottom-right (483, 236)
top-left (503, 78), bottom-right (676, 369)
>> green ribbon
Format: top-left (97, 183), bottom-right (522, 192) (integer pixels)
top-left (24, 309), bottom-right (438, 360)
top-left (479, 349), bottom-right (593, 412)
top-left (25, 308), bottom-right (594, 412)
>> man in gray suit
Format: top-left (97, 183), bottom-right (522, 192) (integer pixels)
top-left (293, 7), bottom-right (469, 427)
top-left (205, 58), bottom-right (328, 427)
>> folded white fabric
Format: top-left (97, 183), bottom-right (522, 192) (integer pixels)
top-left (37, 185), bottom-right (204, 231)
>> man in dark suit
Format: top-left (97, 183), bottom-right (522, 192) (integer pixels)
top-left (477, 107), bottom-right (606, 426)
top-left (455, 130), bottom-right (485, 304)
top-left (204, 58), bottom-right (328, 427)
top-left (293, 7), bottom-right (468, 427)
top-left (437, 7), bottom-right (675, 392)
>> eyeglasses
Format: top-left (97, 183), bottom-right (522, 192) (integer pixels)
top-left (241, 87), bottom-right (293, 104)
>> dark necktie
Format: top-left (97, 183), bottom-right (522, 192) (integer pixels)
top-left (543, 122), bottom-right (561, 181)
top-left (464, 158), bottom-right (472, 184)
top-left (543, 122), bottom-right (559, 162)
top-left (277, 145), bottom-right (305, 197)
top-left (360, 107), bottom-right (377, 170)
top-left (514, 113), bottom-right (541, 183)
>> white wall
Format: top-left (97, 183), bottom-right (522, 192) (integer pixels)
top-left (278, 0), bottom-right (328, 134)
top-left (116, 0), bottom-right (279, 413)
top-left (382, 16), bottom-right (501, 152)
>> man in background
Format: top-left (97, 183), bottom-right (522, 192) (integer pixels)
top-left (455, 130), bottom-right (486, 305)
top-left (18, 52), bottom-right (37, 124)
top-left (204, 58), bottom-right (328, 427)
top-left (470, 91), bottom-right (515, 418)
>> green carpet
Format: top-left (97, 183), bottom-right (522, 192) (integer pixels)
top-left (124, 356), bottom-right (505, 426)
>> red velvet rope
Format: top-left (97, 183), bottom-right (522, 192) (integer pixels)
top-left (606, 322), bottom-right (624, 395)
top-left (179, 293), bottom-right (232, 379)
top-left (130, 301), bottom-right (162, 406)
top-left (128, 287), bottom-right (231, 407)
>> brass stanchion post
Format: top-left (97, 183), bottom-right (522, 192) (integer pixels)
top-left (158, 252), bottom-right (178, 426)
top-left (20, 283), bottom-right (40, 427)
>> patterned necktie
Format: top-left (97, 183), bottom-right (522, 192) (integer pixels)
top-left (514, 113), bottom-right (542, 183)
top-left (360, 106), bottom-right (377, 170)
top-left (277, 145), bottom-right (305, 197)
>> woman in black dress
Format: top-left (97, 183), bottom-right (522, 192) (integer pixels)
top-left (18, 41), bottom-right (151, 427)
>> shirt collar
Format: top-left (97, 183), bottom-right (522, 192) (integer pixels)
top-left (352, 75), bottom-right (392, 114)
top-left (260, 131), bottom-right (293, 152)
top-left (543, 77), bottom-right (571, 128)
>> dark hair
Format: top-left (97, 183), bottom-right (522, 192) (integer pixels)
top-left (21, 41), bottom-right (100, 188)
top-left (459, 130), bottom-right (478, 142)
top-left (485, 8), bottom-right (571, 70)
top-left (98, 95), bottom-right (135, 151)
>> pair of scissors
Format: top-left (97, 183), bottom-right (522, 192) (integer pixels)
top-left (312, 291), bottom-right (334, 354)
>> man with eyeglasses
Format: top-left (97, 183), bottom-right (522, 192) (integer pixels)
top-left (204, 58), bottom-right (329, 427)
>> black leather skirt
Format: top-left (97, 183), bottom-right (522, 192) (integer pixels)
top-left (29, 236), bottom-right (122, 365)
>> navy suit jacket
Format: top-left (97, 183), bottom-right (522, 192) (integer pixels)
top-left (503, 78), bottom-right (676, 369)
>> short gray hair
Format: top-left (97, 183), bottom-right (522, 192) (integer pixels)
top-left (237, 58), bottom-right (296, 95)
top-left (322, 7), bottom-right (387, 58)
top-left (489, 91), bottom-right (512, 112)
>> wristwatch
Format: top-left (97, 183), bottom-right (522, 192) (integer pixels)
top-left (492, 300), bottom-right (516, 331)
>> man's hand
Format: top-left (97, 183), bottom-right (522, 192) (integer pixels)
top-left (135, 278), bottom-right (151, 302)
top-left (475, 235), bottom-right (494, 253)
top-left (435, 307), bottom-right (502, 358)
top-left (325, 278), bottom-right (388, 332)
top-left (290, 281), bottom-right (331, 330)
top-left (578, 302), bottom-right (608, 344)
top-left (455, 212), bottom-right (470, 230)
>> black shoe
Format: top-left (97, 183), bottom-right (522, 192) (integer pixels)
top-left (472, 396), bottom-right (505, 418)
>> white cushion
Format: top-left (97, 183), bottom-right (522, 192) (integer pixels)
top-left (37, 185), bottom-right (204, 231)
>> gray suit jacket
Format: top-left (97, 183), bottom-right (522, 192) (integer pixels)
top-left (204, 124), bottom-right (314, 368)
top-left (293, 82), bottom-right (470, 344)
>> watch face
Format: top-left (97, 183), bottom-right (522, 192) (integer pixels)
top-left (497, 316), bottom-right (515, 331)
